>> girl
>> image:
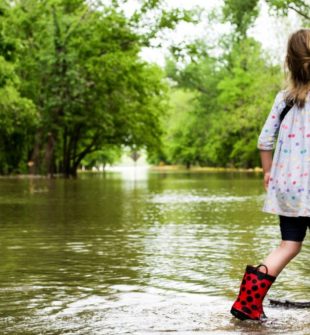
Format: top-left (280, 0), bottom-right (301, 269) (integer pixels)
top-left (231, 28), bottom-right (310, 321)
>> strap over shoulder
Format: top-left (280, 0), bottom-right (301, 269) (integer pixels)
top-left (279, 100), bottom-right (294, 123)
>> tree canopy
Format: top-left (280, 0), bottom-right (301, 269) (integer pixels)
top-left (158, 0), bottom-right (309, 169)
top-left (1, 0), bottom-right (186, 176)
top-left (0, 0), bottom-right (308, 175)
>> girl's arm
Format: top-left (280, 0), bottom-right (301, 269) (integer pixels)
top-left (257, 92), bottom-right (285, 191)
top-left (259, 150), bottom-right (273, 191)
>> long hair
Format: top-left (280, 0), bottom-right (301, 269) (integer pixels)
top-left (285, 29), bottom-right (310, 108)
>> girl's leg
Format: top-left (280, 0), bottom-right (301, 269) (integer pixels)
top-left (231, 215), bottom-right (307, 321)
top-left (261, 240), bottom-right (302, 277)
top-left (262, 214), bottom-right (308, 277)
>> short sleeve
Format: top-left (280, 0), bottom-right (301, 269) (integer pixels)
top-left (257, 91), bottom-right (286, 150)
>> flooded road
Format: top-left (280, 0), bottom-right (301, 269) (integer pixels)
top-left (0, 169), bottom-right (309, 334)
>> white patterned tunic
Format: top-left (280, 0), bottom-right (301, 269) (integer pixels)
top-left (257, 90), bottom-right (310, 217)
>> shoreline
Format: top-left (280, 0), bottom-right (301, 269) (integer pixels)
top-left (0, 165), bottom-right (263, 179)
top-left (149, 165), bottom-right (263, 173)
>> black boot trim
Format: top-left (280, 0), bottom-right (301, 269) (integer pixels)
top-left (230, 307), bottom-right (265, 321)
top-left (230, 307), bottom-right (251, 321)
top-left (246, 265), bottom-right (276, 282)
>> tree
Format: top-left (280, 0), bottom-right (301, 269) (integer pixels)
top-left (223, 0), bottom-right (259, 37)
top-left (81, 146), bottom-right (122, 170)
top-left (164, 52), bottom-right (225, 167)
top-left (266, 0), bottom-right (310, 21)
top-left (211, 39), bottom-right (282, 168)
top-left (161, 88), bottom-right (200, 168)
top-left (164, 38), bottom-right (282, 168)
top-left (0, 2), bottom-right (37, 174)
top-left (223, 0), bottom-right (310, 36)
top-left (160, 0), bottom-right (309, 169)
top-left (5, 0), bottom-right (182, 177)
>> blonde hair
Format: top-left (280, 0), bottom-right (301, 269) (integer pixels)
top-left (285, 28), bottom-right (310, 108)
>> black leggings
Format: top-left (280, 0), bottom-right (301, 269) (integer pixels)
top-left (279, 215), bottom-right (310, 242)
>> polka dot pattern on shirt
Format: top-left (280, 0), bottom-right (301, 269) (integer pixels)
top-left (257, 90), bottom-right (310, 217)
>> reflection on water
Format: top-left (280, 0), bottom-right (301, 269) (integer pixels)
top-left (0, 171), bottom-right (309, 334)
top-left (150, 192), bottom-right (257, 203)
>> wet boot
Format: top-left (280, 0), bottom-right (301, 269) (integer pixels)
top-left (230, 264), bottom-right (276, 321)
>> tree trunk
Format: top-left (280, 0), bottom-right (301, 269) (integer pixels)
top-left (29, 129), bottom-right (43, 175)
top-left (44, 132), bottom-right (56, 177)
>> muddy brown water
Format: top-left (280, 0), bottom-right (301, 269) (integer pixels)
top-left (0, 170), bottom-right (309, 334)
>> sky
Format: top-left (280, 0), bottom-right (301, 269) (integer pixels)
top-left (135, 0), bottom-right (301, 67)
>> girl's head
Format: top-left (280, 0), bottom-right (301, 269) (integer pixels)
top-left (285, 28), bottom-right (310, 108)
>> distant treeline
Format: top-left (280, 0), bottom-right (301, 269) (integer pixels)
top-left (159, 0), bottom-right (309, 169)
top-left (0, 0), bottom-right (308, 176)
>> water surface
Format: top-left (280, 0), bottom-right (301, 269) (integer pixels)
top-left (0, 169), bottom-right (309, 334)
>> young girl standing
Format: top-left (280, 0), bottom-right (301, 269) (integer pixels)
top-left (231, 28), bottom-right (310, 321)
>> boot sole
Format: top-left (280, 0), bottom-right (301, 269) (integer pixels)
top-left (230, 307), bottom-right (266, 322)
top-left (230, 307), bottom-right (252, 321)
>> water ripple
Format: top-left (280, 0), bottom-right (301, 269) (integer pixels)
top-left (149, 193), bottom-right (256, 204)
top-left (0, 173), bottom-right (309, 334)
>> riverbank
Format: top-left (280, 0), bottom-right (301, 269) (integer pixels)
top-left (149, 164), bottom-right (263, 173)
top-left (0, 165), bottom-right (264, 178)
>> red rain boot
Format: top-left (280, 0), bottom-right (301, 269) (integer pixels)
top-left (230, 264), bottom-right (276, 321)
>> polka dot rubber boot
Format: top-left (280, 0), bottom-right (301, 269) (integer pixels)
top-left (230, 264), bottom-right (276, 321)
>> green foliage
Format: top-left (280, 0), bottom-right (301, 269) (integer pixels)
top-left (1, 0), bottom-right (176, 177)
top-left (0, 5), bottom-right (37, 174)
top-left (159, 0), bottom-right (310, 170)
top-left (161, 89), bottom-right (200, 167)
top-left (223, 0), bottom-right (309, 38)
top-left (266, 0), bottom-right (310, 21)
top-left (223, 0), bottom-right (259, 37)
top-left (164, 38), bottom-right (282, 169)
top-left (1, 0), bottom-right (306, 175)
top-left (81, 146), bottom-right (122, 169)
top-left (0, 57), bottom-right (37, 174)
top-left (217, 39), bottom-right (282, 168)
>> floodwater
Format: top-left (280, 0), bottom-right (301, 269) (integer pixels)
top-left (0, 168), bottom-right (309, 335)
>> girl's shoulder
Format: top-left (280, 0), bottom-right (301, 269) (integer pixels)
top-left (275, 89), bottom-right (310, 106)
top-left (273, 90), bottom-right (287, 111)
top-left (275, 89), bottom-right (287, 102)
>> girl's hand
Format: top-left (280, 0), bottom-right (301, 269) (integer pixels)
top-left (263, 172), bottom-right (270, 191)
